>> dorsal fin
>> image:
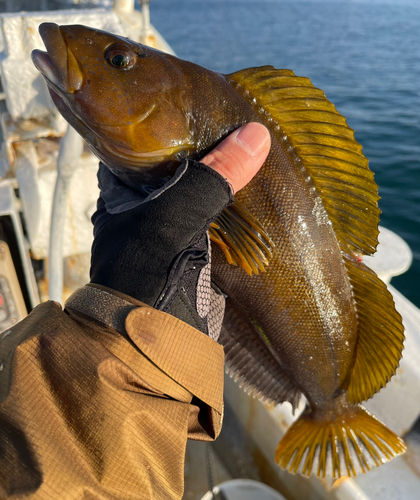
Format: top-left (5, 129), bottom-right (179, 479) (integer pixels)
top-left (343, 254), bottom-right (405, 402)
top-left (226, 66), bottom-right (380, 256)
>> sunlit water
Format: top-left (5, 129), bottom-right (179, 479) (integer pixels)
top-left (151, 0), bottom-right (420, 307)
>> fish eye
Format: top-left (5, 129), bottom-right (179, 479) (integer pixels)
top-left (105, 43), bottom-right (137, 69)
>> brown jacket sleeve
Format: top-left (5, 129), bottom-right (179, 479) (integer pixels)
top-left (0, 286), bottom-right (225, 499)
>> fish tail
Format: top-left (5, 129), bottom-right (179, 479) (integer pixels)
top-left (275, 403), bottom-right (405, 478)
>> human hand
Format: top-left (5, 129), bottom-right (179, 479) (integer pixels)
top-left (90, 122), bottom-right (270, 337)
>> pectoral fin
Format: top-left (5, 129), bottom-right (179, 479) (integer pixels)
top-left (210, 201), bottom-right (274, 276)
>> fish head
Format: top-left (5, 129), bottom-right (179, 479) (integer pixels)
top-left (32, 23), bottom-right (194, 171)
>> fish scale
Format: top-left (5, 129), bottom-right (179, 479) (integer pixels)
top-left (218, 127), bottom-right (354, 393)
top-left (32, 22), bottom-right (405, 478)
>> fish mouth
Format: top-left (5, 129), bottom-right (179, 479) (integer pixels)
top-left (31, 22), bottom-right (83, 94)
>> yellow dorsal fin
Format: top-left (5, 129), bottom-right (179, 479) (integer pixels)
top-left (344, 255), bottom-right (405, 403)
top-left (226, 66), bottom-right (380, 256)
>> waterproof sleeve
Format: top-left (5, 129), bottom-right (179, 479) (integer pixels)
top-left (0, 288), bottom-right (224, 500)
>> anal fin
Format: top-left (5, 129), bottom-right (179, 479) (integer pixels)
top-left (219, 297), bottom-right (301, 410)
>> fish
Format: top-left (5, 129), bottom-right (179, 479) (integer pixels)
top-left (32, 23), bottom-right (406, 478)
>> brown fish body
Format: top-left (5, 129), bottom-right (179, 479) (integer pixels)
top-left (214, 143), bottom-right (358, 410)
top-left (32, 23), bottom-right (406, 477)
top-left (150, 65), bottom-right (358, 410)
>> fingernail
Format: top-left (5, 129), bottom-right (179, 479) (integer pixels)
top-left (235, 124), bottom-right (270, 157)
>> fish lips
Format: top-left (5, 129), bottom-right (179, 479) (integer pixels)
top-left (32, 22), bottom-right (83, 94)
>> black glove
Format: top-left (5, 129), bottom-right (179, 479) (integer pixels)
top-left (90, 160), bottom-right (233, 339)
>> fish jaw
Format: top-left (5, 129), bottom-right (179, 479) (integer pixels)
top-left (32, 23), bottom-right (83, 93)
top-left (31, 23), bottom-right (195, 171)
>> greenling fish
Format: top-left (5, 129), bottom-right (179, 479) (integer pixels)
top-left (32, 23), bottom-right (406, 478)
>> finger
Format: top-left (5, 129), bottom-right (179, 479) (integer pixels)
top-left (201, 122), bottom-right (271, 193)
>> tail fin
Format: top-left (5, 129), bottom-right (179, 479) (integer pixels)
top-left (275, 403), bottom-right (405, 478)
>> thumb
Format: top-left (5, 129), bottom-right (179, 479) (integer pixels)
top-left (201, 122), bottom-right (271, 194)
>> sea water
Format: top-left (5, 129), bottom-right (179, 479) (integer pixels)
top-left (152, 0), bottom-right (420, 307)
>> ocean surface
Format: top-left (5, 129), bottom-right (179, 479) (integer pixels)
top-left (150, 0), bottom-right (420, 307)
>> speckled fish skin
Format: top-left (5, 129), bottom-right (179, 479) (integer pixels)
top-left (213, 142), bottom-right (358, 410)
top-left (32, 23), bottom-right (405, 477)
